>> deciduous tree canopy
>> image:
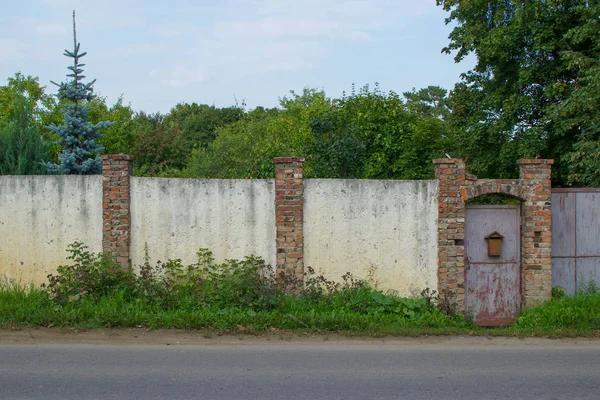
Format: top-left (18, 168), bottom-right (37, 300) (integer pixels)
top-left (438, 0), bottom-right (600, 186)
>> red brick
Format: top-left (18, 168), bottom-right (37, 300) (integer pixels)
top-left (434, 157), bottom-right (553, 314)
top-left (274, 157), bottom-right (304, 287)
top-left (102, 155), bottom-right (134, 271)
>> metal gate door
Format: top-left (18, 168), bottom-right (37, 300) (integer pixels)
top-left (552, 189), bottom-right (600, 295)
top-left (465, 205), bottom-right (521, 326)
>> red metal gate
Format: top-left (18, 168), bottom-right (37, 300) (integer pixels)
top-left (465, 205), bottom-right (521, 326)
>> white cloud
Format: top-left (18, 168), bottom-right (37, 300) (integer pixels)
top-left (202, 0), bottom-right (434, 76)
top-left (38, 0), bottom-right (146, 30)
top-left (152, 22), bottom-right (199, 38)
top-left (36, 22), bottom-right (68, 35)
top-left (227, 0), bottom-right (434, 26)
top-left (0, 39), bottom-right (29, 62)
top-left (152, 64), bottom-right (208, 88)
top-left (40, 0), bottom-right (74, 7)
top-left (5, 17), bottom-right (68, 37)
top-left (215, 17), bottom-right (372, 42)
top-left (110, 43), bottom-right (170, 59)
top-left (1, 0), bottom-right (457, 113)
top-left (252, 41), bottom-right (327, 73)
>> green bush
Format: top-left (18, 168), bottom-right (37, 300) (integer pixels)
top-left (157, 249), bottom-right (285, 311)
top-left (39, 243), bottom-right (460, 326)
top-left (552, 286), bottom-right (566, 299)
top-left (43, 242), bottom-right (135, 305)
top-left (3, 242), bottom-right (597, 335)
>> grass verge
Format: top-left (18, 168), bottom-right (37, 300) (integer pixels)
top-left (1, 283), bottom-right (599, 338)
top-left (2, 243), bottom-right (599, 338)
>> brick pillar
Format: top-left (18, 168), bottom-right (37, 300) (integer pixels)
top-left (519, 159), bottom-right (554, 307)
top-left (101, 155), bottom-right (135, 270)
top-left (433, 159), bottom-right (467, 311)
top-left (273, 157), bottom-right (305, 284)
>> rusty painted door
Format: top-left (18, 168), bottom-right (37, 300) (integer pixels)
top-left (465, 205), bottom-right (521, 326)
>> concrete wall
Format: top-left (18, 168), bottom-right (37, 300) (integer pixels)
top-left (304, 179), bottom-right (439, 296)
top-left (0, 176), bottom-right (102, 284)
top-left (130, 178), bottom-right (276, 271)
top-left (0, 172), bottom-right (439, 295)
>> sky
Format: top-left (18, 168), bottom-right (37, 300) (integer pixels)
top-left (1, 0), bottom-right (475, 114)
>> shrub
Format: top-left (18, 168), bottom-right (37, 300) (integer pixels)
top-left (552, 286), bottom-right (566, 299)
top-left (41, 242), bottom-right (461, 331)
top-left (159, 249), bottom-right (285, 311)
top-left (43, 242), bottom-right (135, 305)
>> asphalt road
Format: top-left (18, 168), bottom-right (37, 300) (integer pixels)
top-left (1, 339), bottom-right (599, 399)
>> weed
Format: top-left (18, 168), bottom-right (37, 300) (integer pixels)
top-left (552, 286), bottom-right (566, 299)
top-left (42, 242), bottom-right (135, 305)
top-left (434, 289), bottom-right (459, 316)
top-left (578, 277), bottom-right (599, 295)
top-left (6, 242), bottom-right (598, 337)
top-left (514, 292), bottom-right (600, 331)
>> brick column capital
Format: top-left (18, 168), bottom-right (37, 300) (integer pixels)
top-left (274, 157), bottom-right (305, 164)
top-left (101, 154), bottom-right (136, 162)
top-left (102, 154), bottom-right (134, 270)
top-left (433, 158), bottom-right (465, 165)
top-left (518, 159), bottom-right (554, 166)
top-left (519, 159), bottom-right (553, 181)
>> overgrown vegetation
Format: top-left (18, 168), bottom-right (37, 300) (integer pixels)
top-left (1, 243), bottom-right (461, 332)
top-left (0, 94), bottom-right (52, 175)
top-left (1, 244), bottom-right (599, 337)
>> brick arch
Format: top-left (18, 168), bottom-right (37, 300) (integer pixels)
top-left (433, 159), bottom-right (554, 314)
top-left (461, 181), bottom-right (534, 203)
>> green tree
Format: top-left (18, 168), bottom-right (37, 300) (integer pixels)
top-left (163, 103), bottom-right (244, 152)
top-left (0, 73), bottom-right (55, 125)
top-left (437, 0), bottom-right (600, 185)
top-left (45, 11), bottom-right (111, 174)
top-left (337, 84), bottom-right (446, 180)
top-left (88, 96), bottom-right (137, 154)
top-left (0, 95), bottom-right (51, 175)
top-left (184, 107), bottom-right (276, 178)
top-left (185, 89), bottom-right (328, 179)
top-left (551, 3), bottom-right (600, 186)
top-left (306, 108), bottom-right (366, 178)
top-left (184, 85), bottom-right (449, 180)
top-left (131, 112), bottom-right (188, 176)
top-left (0, 73), bottom-right (62, 141)
top-left (403, 86), bottom-right (450, 120)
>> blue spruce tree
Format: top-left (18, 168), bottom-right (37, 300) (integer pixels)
top-left (45, 11), bottom-right (111, 174)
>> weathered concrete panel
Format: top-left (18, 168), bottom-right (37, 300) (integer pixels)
top-left (0, 176), bottom-right (102, 284)
top-left (130, 178), bottom-right (276, 271)
top-left (303, 179), bottom-right (438, 296)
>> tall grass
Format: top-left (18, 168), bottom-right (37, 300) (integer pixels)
top-left (514, 293), bottom-right (600, 332)
top-left (1, 243), bottom-right (599, 337)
